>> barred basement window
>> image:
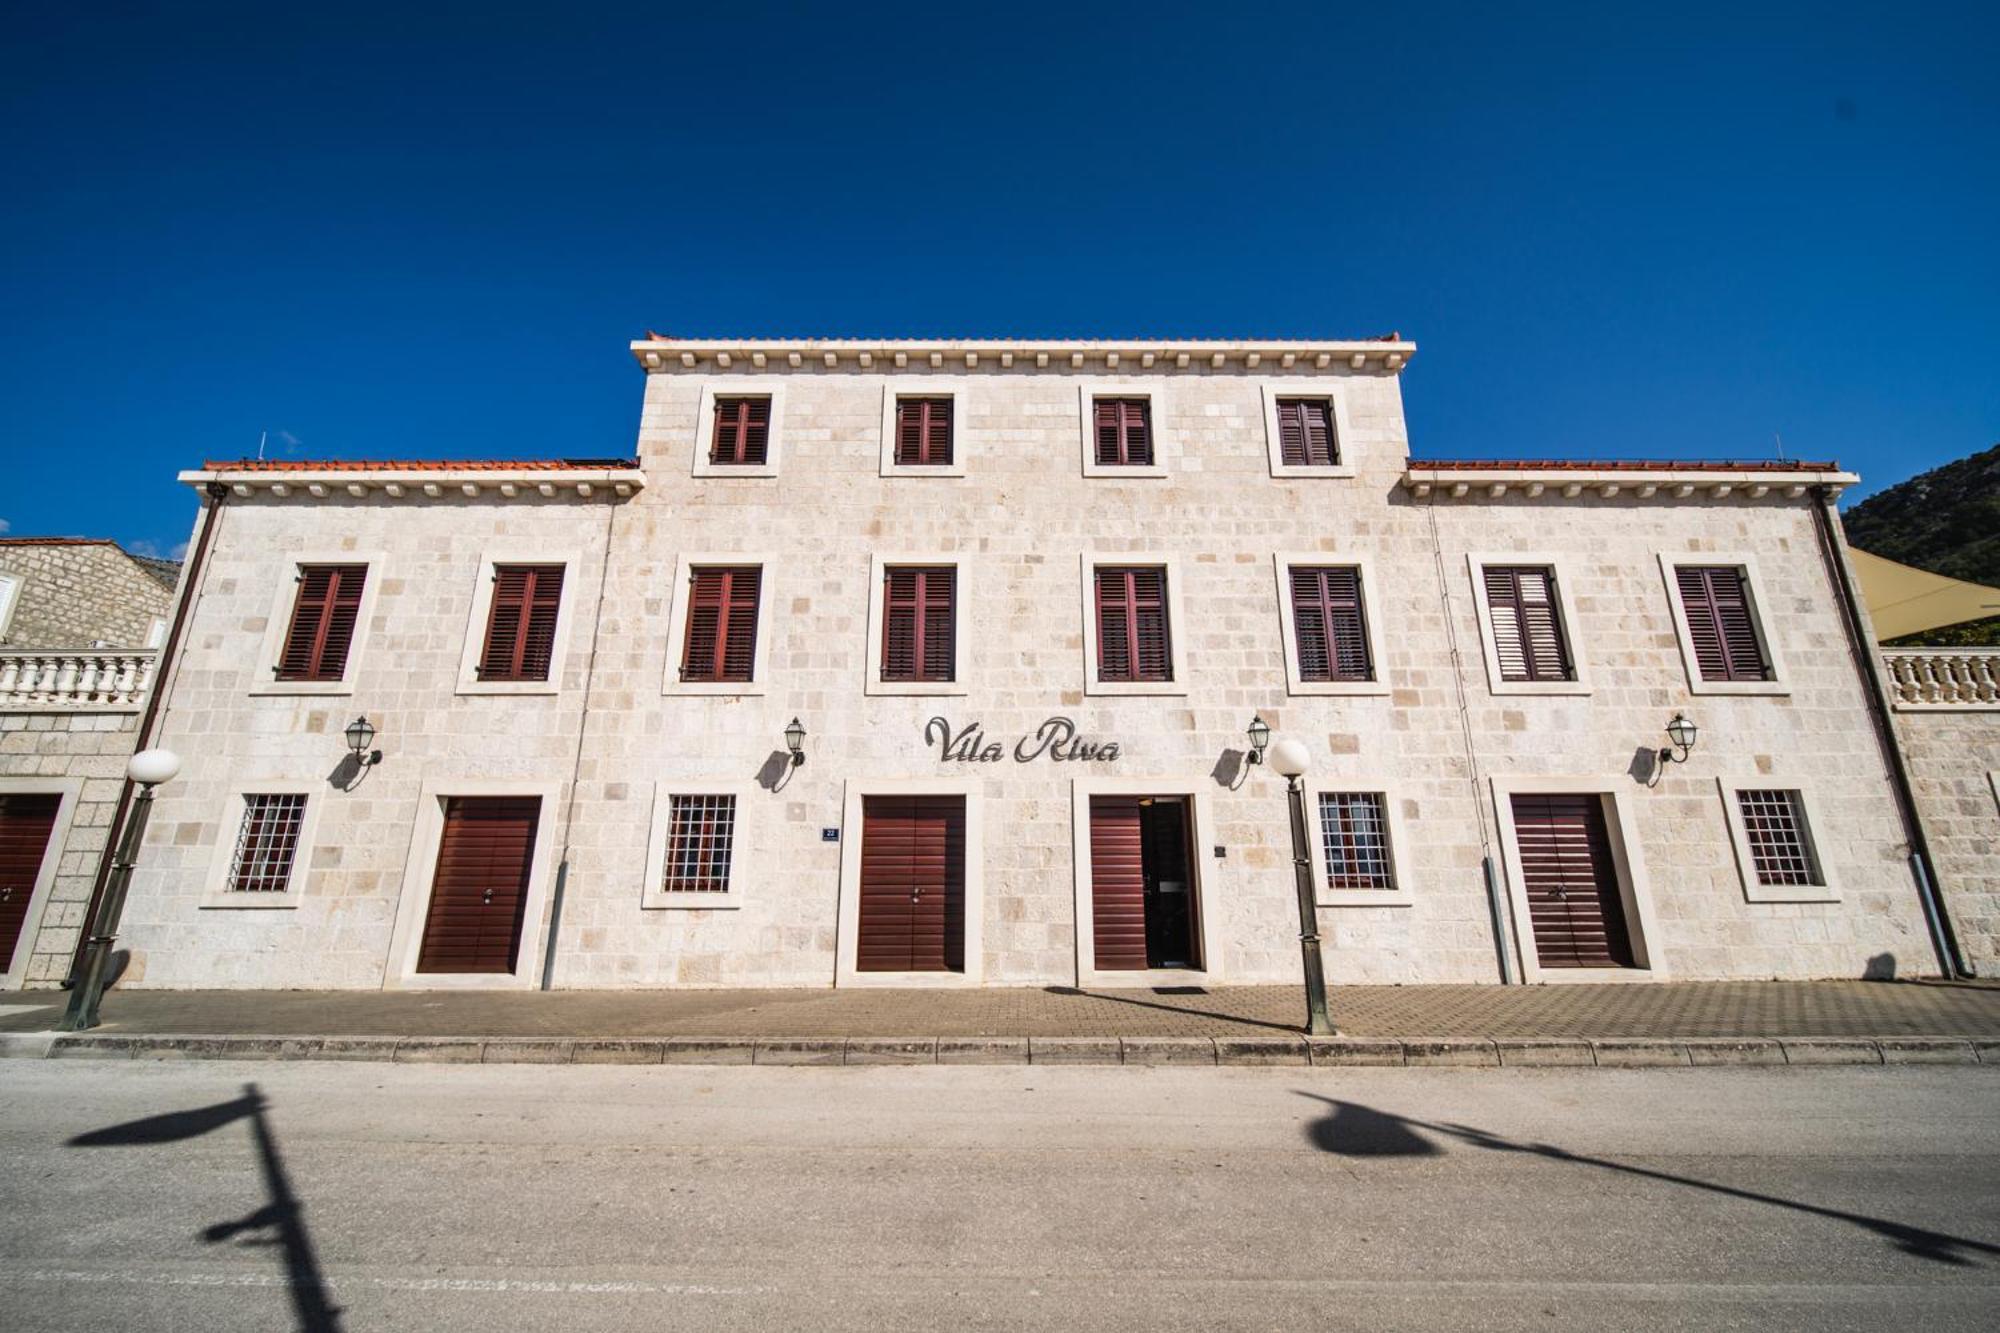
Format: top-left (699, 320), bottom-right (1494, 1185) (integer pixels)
top-left (1093, 397), bottom-right (1153, 467)
top-left (894, 398), bottom-right (953, 467)
top-left (1317, 792), bottom-right (1394, 890)
top-left (1095, 566), bottom-right (1172, 682)
top-left (275, 564), bottom-right (366, 681)
top-left (1482, 566), bottom-right (1574, 683)
top-left (1289, 566), bottom-right (1372, 682)
top-left (663, 794), bottom-right (736, 894)
top-left (1735, 789), bottom-right (1823, 886)
top-left (681, 566), bottom-right (761, 683)
top-left (227, 794), bottom-right (308, 894)
top-left (1675, 566), bottom-right (1772, 682)
top-left (1275, 399), bottom-right (1338, 467)
top-left (710, 397), bottom-right (771, 466)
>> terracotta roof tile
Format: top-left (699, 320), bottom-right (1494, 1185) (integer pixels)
top-left (202, 458), bottom-right (639, 472)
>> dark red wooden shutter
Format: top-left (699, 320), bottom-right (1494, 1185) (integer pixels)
top-left (681, 566), bottom-right (761, 682)
top-left (1290, 566), bottom-right (1372, 681)
top-left (1276, 399), bottom-right (1337, 466)
top-left (417, 796), bottom-right (540, 974)
top-left (1095, 567), bottom-right (1172, 682)
top-left (275, 564), bottom-right (367, 681)
top-left (894, 398), bottom-right (953, 466)
top-left (478, 565), bottom-right (564, 682)
top-left (0, 792), bottom-right (61, 972)
top-left (856, 795), bottom-right (966, 972)
top-left (1483, 566), bottom-right (1573, 682)
top-left (1093, 398), bottom-right (1152, 466)
top-left (1510, 793), bottom-right (1633, 968)
top-left (711, 397), bottom-right (771, 465)
top-left (882, 567), bottom-right (955, 682)
top-left (1676, 566), bottom-right (1770, 682)
top-left (1088, 796), bottom-right (1149, 970)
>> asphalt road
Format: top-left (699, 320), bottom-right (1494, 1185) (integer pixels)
top-left (0, 1062), bottom-right (1995, 1331)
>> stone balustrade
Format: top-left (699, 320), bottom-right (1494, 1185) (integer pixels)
top-left (1882, 648), bottom-right (2000, 710)
top-left (0, 650), bottom-right (158, 712)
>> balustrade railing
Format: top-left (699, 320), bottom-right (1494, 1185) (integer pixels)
top-left (0, 650), bottom-right (158, 711)
top-left (1882, 648), bottom-right (2000, 709)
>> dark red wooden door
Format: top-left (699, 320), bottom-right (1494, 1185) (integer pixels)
top-left (0, 793), bottom-right (61, 973)
top-left (856, 796), bottom-right (965, 972)
top-left (417, 796), bottom-right (540, 974)
top-left (1510, 794), bottom-right (1635, 968)
top-left (1089, 797), bottom-right (1149, 970)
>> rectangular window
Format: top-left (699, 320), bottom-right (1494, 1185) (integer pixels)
top-left (227, 793), bottom-right (308, 894)
top-left (1290, 566), bottom-right (1372, 682)
top-left (1095, 566), bottom-right (1172, 682)
top-left (477, 564), bottom-right (564, 682)
top-left (1676, 566), bottom-right (1771, 682)
top-left (1736, 789), bottom-right (1822, 886)
top-left (1276, 399), bottom-right (1338, 467)
top-left (662, 794), bottom-right (737, 894)
top-left (681, 566), bottom-right (761, 683)
top-left (894, 397), bottom-right (953, 467)
top-left (275, 564), bottom-right (367, 681)
top-left (1482, 566), bottom-right (1574, 683)
top-left (882, 566), bottom-right (955, 682)
top-left (710, 397), bottom-right (771, 466)
top-left (1092, 398), bottom-right (1153, 467)
top-left (1318, 793), bottom-right (1394, 890)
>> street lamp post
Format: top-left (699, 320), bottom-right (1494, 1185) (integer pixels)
top-left (60, 747), bottom-right (180, 1032)
top-left (1268, 736), bottom-right (1336, 1036)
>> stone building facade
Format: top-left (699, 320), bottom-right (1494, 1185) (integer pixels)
top-left (0, 539), bottom-right (176, 987)
top-left (20, 337), bottom-right (1991, 992)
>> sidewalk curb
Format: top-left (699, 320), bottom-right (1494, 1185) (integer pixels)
top-left (9, 1032), bottom-right (1998, 1068)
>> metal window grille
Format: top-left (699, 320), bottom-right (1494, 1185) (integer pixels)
top-left (1317, 792), bottom-right (1394, 890)
top-left (664, 794), bottom-right (736, 894)
top-left (1736, 789), bottom-right (1821, 886)
top-left (228, 793), bottom-right (308, 893)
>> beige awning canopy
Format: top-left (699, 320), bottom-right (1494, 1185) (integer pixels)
top-left (1851, 548), bottom-right (2000, 641)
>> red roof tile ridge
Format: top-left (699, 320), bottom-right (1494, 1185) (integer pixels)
top-left (201, 457), bottom-right (640, 473)
top-left (1405, 458), bottom-right (1842, 473)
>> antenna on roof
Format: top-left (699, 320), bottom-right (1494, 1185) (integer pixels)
top-left (257, 430), bottom-right (267, 461)
top-left (1774, 432), bottom-right (1786, 463)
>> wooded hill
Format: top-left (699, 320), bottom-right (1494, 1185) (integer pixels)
top-left (1843, 442), bottom-right (2000, 646)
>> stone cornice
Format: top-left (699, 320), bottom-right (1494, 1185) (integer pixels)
top-left (1401, 462), bottom-right (1858, 501)
top-left (179, 462), bottom-right (646, 501)
top-left (629, 337), bottom-right (1417, 375)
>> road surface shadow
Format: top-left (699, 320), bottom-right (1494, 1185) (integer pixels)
top-left (68, 1082), bottom-right (342, 1330)
top-left (1296, 1092), bottom-right (1998, 1267)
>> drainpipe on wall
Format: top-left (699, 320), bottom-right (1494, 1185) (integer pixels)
top-left (1808, 485), bottom-right (1973, 979)
top-left (65, 482), bottom-right (229, 986)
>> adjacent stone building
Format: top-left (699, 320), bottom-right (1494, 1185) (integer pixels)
top-left (9, 337), bottom-right (1994, 992)
top-left (1, 538), bottom-right (178, 987)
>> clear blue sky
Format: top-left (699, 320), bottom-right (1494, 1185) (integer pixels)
top-left (3, 3), bottom-right (1995, 557)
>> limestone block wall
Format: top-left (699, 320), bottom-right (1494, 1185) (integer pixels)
top-left (0, 541), bottom-right (177, 648)
top-left (1, 711), bottom-right (142, 986)
top-left (1895, 710), bottom-right (2000, 971)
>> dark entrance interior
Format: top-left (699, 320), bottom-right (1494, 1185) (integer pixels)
top-left (1089, 795), bottom-right (1200, 971)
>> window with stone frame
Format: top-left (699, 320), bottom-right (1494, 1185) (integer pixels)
top-left (226, 793), bottom-right (309, 894)
top-left (1317, 792), bottom-right (1395, 890)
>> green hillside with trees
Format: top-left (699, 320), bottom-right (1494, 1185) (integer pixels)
top-left (1842, 442), bottom-right (2000, 646)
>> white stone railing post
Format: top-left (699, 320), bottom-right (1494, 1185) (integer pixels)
top-left (0, 649), bottom-right (159, 712)
top-left (1882, 648), bottom-right (2000, 709)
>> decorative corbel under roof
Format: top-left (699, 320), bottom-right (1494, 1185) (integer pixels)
top-left (629, 336), bottom-right (1417, 375)
top-left (1400, 459), bottom-right (1857, 501)
top-left (179, 459), bottom-right (646, 500)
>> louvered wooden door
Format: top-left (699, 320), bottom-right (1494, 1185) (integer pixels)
top-left (1509, 794), bottom-right (1635, 968)
top-left (1089, 797), bottom-right (1149, 970)
top-left (0, 793), bottom-right (60, 972)
top-left (856, 796), bottom-right (965, 972)
top-left (417, 796), bottom-right (540, 974)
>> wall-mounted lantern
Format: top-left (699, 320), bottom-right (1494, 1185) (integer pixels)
top-left (1659, 713), bottom-right (1698, 768)
top-left (1245, 715), bottom-right (1271, 766)
top-left (784, 717), bottom-right (807, 768)
top-left (345, 715), bottom-right (383, 769)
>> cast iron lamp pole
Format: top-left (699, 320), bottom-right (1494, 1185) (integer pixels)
top-left (60, 748), bottom-right (180, 1032)
top-left (1267, 737), bottom-right (1335, 1036)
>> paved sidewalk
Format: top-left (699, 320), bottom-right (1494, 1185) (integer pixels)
top-left (2, 978), bottom-right (1997, 1040)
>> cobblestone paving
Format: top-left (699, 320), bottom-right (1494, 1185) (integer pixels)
top-left (3, 979), bottom-right (1997, 1040)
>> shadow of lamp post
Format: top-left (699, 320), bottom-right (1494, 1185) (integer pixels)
top-left (1265, 730), bottom-right (1336, 1036)
top-left (61, 746), bottom-right (180, 1031)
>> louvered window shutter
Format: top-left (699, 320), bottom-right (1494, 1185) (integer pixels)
top-left (1093, 398), bottom-right (1153, 467)
top-left (682, 567), bottom-right (761, 682)
top-left (1290, 566), bottom-right (1372, 682)
top-left (881, 567), bottom-right (955, 682)
top-left (1276, 399), bottom-right (1337, 467)
top-left (275, 564), bottom-right (367, 681)
top-left (1676, 566), bottom-right (1770, 682)
top-left (479, 565), bottom-right (564, 681)
top-left (711, 398), bottom-right (771, 465)
top-left (1096, 567), bottom-right (1172, 682)
top-left (1483, 566), bottom-right (1573, 682)
top-left (894, 398), bottom-right (953, 466)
